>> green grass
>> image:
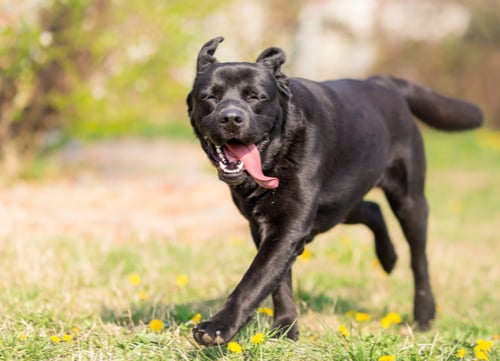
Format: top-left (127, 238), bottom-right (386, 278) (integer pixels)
top-left (0, 130), bottom-right (499, 360)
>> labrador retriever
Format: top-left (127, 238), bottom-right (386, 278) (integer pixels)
top-left (186, 36), bottom-right (483, 346)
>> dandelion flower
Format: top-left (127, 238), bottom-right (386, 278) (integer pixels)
top-left (378, 355), bottom-right (395, 361)
top-left (257, 307), bottom-right (274, 317)
top-left (476, 340), bottom-right (494, 352)
top-left (176, 275), bottom-right (189, 287)
top-left (338, 324), bottom-right (349, 337)
top-left (381, 317), bottom-right (391, 329)
top-left (191, 313), bottom-right (202, 325)
top-left (227, 341), bottom-right (243, 353)
top-left (385, 312), bottom-right (402, 324)
top-left (71, 327), bottom-right (81, 334)
top-left (128, 273), bottom-right (141, 286)
top-left (17, 333), bottom-right (28, 341)
top-left (139, 290), bottom-right (148, 300)
top-left (474, 339), bottom-right (494, 360)
top-left (474, 348), bottom-right (489, 360)
top-left (456, 349), bottom-right (467, 359)
top-left (50, 335), bottom-right (61, 343)
top-left (381, 312), bottom-right (402, 328)
top-left (298, 247), bottom-right (312, 261)
top-left (355, 312), bottom-right (371, 322)
top-left (149, 319), bottom-right (166, 333)
top-left (251, 333), bottom-right (265, 345)
top-left (62, 334), bottom-right (73, 342)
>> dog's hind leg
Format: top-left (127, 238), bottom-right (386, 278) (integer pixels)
top-left (344, 201), bottom-right (398, 274)
top-left (270, 268), bottom-right (299, 340)
top-left (382, 139), bottom-right (436, 330)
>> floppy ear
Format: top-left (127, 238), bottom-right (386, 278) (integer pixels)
top-left (256, 47), bottom-right (290, 98)
top-left (197, 36), bottom-right (224, 73)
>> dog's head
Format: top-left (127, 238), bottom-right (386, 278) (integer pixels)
top-left (187, 37), bottom-right (290, 189)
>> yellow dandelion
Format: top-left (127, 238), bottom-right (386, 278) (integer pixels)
top-left (176, 275), bottom-right (189, 287)
top-left (338, 324), bottom-right (349, 337)
top-left (355, 312), bottom-right (371, 322)
top-left (227, 341), bottom-right (243, 353)
top-left (385, 312), bottom-right (402, 324)
top-left (381, 317), bottom-right (392, 329)
top-left (456, 348), bottom-right (467, 359)
top-left (474, 348), bottom-right (489, 360)
top-left (298, 247), bottom-right (312, 261)
top-left (128, 273), bottom-right (141, 286)
top-left (476, 340), bottom-right (494, 352)
top-left (62, 334), bottom-right (73, 342)
top-left (257, 307), bottom-right (274, 317)
top-left (474, 339), bottom-right (494, 360)
top-left (139, 290), bottom-right (148, 300)
top-left (381, 312), bottom-right (402, 328)
top-left (378, 355), bottom-right (396, 361)
top-left (71, 327), bottom-right (81, 334)
top-left (17, 333), bottom-right (28, 341)
top-left (191, 313), bottom-right (202, 325)
top-left (149, 319), bottom-right (165, 333)
top-left (50, 335), bottom-right (61, 343)
top-left (251, 333), bottom-right (265, 345)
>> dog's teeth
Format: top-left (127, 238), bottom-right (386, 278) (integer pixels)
top-left (219, 160), bottom-right (244, 174)
top-left (216, 145), bottom-right (228, 164)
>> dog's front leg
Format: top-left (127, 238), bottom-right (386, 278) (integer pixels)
top-left (192, 228), bottom-right (307, 346)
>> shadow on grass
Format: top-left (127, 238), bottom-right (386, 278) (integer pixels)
top-left (100, 297), bottom-right (227, 327)
top-left (100, 289), bottom-right (369, 329)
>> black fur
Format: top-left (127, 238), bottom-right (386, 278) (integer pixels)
top-left (187, 37), bottom-right (483, 346)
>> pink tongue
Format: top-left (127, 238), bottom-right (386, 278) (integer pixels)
top-left (225, 143), bottom-right (279, 189)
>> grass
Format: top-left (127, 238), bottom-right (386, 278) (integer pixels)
top-left (0, 129), bottom-right (499, 360)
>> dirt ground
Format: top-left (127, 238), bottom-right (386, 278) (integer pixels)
top-left (0, 139), bottom-right (249, 243)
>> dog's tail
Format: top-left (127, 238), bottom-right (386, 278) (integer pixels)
top-left (369, 75), bottom-right (483, 131)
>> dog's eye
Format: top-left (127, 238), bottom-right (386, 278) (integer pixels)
top-left (201, 94), bottom-right (219, 103)
top-left (246, 94), bottom-right (264, 103)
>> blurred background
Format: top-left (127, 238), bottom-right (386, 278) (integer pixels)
top-left (0, 0), bottom-right (499, 176)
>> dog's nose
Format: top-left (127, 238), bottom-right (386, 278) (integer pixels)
top-left (219, 108), bottom-right (245, 125)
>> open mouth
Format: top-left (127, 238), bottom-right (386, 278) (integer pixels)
top-left (214, 143), bottom-right (244, 175)
top-left (204, 137), bottom-right (279, 189)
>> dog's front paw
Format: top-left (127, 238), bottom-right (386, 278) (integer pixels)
top-left (192, 320), bottom-right (231, 346)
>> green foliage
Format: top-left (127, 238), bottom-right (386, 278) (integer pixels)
top-left (62, 0), bottom-right (227, 140)
top-left (0, 0), bottom-right (226, 170)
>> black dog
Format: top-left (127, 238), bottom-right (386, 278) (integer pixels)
top-left (187, 37), bottom-right (483, 346)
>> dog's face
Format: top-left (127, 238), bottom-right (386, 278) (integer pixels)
top-left (187, 37), bottom-right (290, 189)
